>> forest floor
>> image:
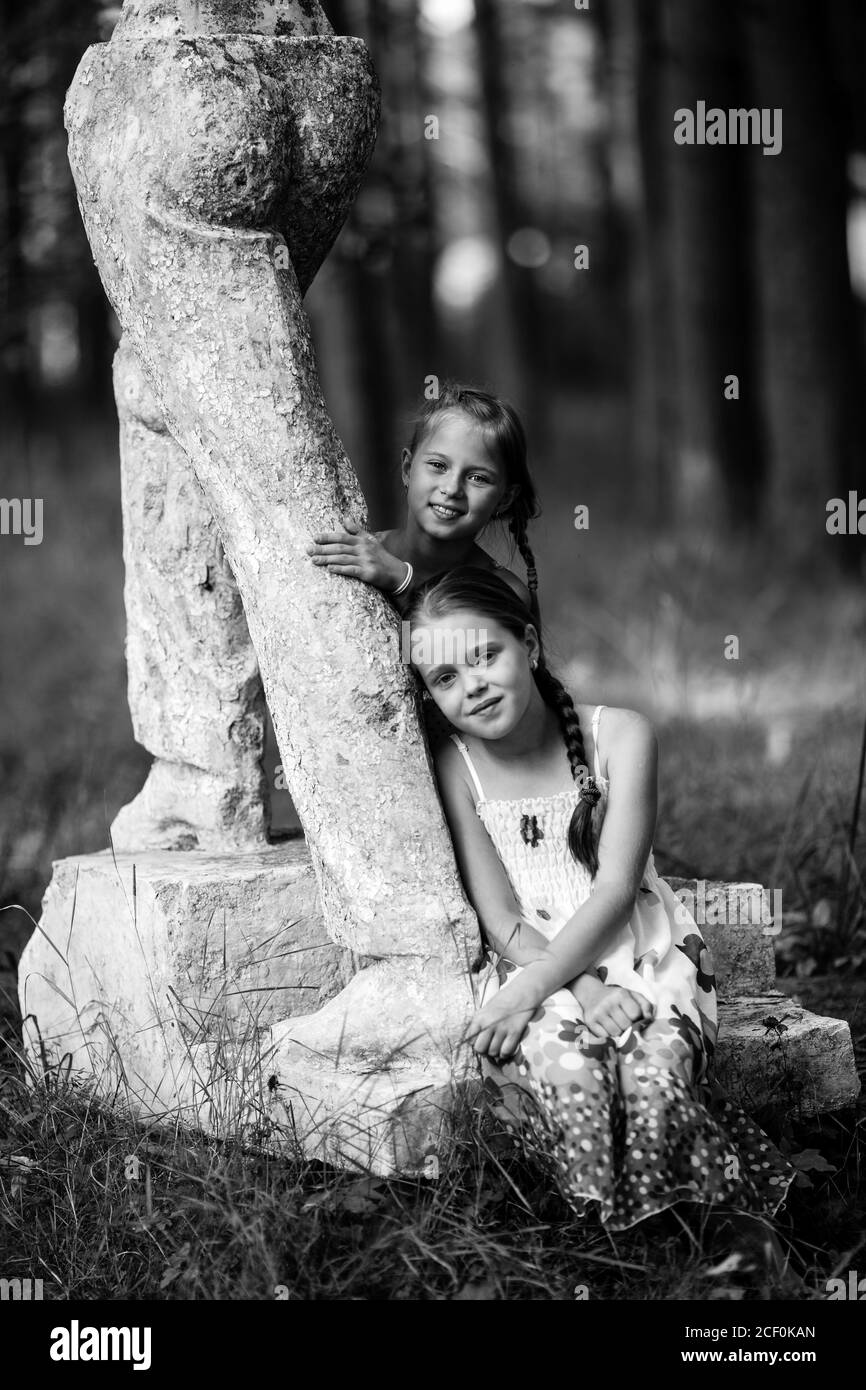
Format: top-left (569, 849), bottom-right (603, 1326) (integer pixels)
top-left (1, 396), bottom-right (864, 1298)
top-left (0, 1030), bottom-right (863, 1301)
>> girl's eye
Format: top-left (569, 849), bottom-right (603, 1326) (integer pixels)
top-left (434, 672), bottom-right (456, 688)
top-left (468, 473), bottom-right (493, 486)
top-left (473, 647), bottom-right (498, 667)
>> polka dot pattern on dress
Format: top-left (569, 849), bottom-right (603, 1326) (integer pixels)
top-left (452, 718), bottom-right (795, 1230)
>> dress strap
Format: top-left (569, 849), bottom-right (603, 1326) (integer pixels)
top-left (449, 733), bottom-right (486, 804)
top-left (591, 704), bottom-right (606, 782)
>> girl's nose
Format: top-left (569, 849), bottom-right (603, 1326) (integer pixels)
top-left (439, 477), bottom-right (465, 499)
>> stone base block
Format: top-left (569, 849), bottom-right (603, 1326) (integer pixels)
top-left (264, 1049), bottom-right (479, 1175)
top-left (18, 852), bottom-right (861, 1176)
top-left (17, 848), bottom-right (476, 1173)
top-left (716, 994), bottom-right (860, 1117)
top-left (665, 877), bottom-right (777, 993)
top-left (18, 846), bottom-right (350, 1114)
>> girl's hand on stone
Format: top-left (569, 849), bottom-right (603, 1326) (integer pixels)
top-left (583, 986), bottom-right (654, 1041)
top-left (306, 516), bottom-right (408, 592)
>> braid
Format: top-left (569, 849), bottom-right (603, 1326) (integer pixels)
top-left (508, 512), bottom-right (541, 630)
top-left (533, 663), bottom-right (601, 875)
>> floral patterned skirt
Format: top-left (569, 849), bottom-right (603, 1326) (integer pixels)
top-left (480, 962), bottom-right (795, 1232)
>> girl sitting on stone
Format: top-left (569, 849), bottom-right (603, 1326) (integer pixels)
top-left (405, 565), bottom-right (794, 1231)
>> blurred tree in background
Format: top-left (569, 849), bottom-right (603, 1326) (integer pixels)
top-left (2, 0), bottom-right (865, 559)
top-left (2, 0), bottom-right (865, 967)
top-left (0, 1), bottom-right (118, 435)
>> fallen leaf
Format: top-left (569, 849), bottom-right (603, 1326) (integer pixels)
top-left (790, 1148), bottom-right (836, 1173)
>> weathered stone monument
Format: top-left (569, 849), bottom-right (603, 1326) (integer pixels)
top-left (103, 0), bottom-right (364, 858)
top-left (18, 0), bottom-right (858, 1173)
top-left (19, 0), bottom-right (483, 1171)
top-left (110, 336), bottom-right (269, 852)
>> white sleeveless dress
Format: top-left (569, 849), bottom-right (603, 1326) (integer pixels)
top-left (450, 704), bottom-right (793, 1230)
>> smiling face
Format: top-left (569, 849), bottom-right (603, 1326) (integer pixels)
top-left (401, 410), bottom-right (517, 541)
top-left (410, 607), bottom-right (540, 739)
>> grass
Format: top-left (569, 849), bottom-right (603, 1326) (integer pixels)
top-left (1, 390), bottom-right (865, 1298)
top-left (2, 1050), bottom-right (863, 1302)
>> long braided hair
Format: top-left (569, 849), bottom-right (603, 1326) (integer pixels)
top-left (408, 568), bottom-right (602, 875)
top-left (404, 382), bottom-right (542, 628)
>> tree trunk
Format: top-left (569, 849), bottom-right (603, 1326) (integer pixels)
top-left (319, 0), bottom-right (438, 528)
top-left (663, 0), bottom-right (765, 528)
top-left (598, 0), bottom-right (669, 520)
top-left (474, 0), bottom-right (547, 443)
top-left (316, 0), bottom-right (399, 529)
top-left (0, 6), bottom-right (33, 433)
top-left (630, 0), bottom-right (677, 523)
top-left (743, 0), bottom-right (866, 567)
top-left (369, 0), bottom-right (440, 424)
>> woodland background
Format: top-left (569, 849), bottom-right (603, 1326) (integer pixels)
top-left (1, 0), bottom-right (865, 1029)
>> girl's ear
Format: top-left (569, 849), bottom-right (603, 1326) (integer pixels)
top-left (400, 447), bottom-right (412, 486)
top-left (524, 622), bottom-right (541, 666)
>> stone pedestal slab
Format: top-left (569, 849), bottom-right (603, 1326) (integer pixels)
top-left (19, 850), bottom-right (860, 1172)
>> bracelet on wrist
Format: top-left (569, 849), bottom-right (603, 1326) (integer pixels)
top-left (392, 561), bottom-right (413, 596)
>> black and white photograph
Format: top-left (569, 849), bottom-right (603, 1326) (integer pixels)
top-left (1, 0), bottom-right (865, 1343)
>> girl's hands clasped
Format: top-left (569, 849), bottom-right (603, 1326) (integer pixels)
top-left (582, 985), bottom-right (654, 1041)
top-left (466, 974), bottom-right (541, 1064)
top-left (467, 970), bottom-right (656, 1062)
top-left (306, 516), bottom-right (408, 592)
